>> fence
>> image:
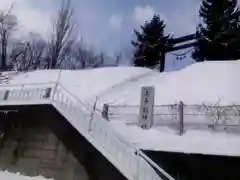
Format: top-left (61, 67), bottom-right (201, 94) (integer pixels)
top-left (107, 102), bottom-right (240, 134)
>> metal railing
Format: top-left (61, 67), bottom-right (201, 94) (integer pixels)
top-left (0, 71), bottom-right (21, 84)
top-left (108, 104), bottom-right (240, 134)
top-left (0, 82), bottom-right (55, 102)
top-left (0, 82), bottom-right (174, 180)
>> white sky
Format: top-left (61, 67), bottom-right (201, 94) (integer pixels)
top-left (0, 0), bottom-right (54, 39)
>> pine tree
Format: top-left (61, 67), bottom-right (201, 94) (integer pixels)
top-left (132, 15), bottom-right (171, 72)
top-left (193, 0), bottom-right (240, 61)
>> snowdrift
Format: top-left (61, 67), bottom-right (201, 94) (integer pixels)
top-left (1, 60), bottom-right (240, 156)
top-left (4, 60), bottom-right (240, 109)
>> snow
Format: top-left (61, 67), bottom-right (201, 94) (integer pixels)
top-left (111, 121), bottom-right (240, 156)
top-left (1, 60), bottom-right (240, 156)
top-left (7, 67), bottom-right (152, 104)
top-left (0, 171), bottom-right (53, 180)
top-left (94, 60), bottom-right (239, 108)
top-left (6, 60), bottom-right (240, 108)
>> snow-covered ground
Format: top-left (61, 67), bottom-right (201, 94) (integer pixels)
top-left (111, 121), bottom-right (240, 156)
top-left (1, 60), bottom-right (240, 156)
top-left (5, 60), bottom-right (240, 108)
top-left (0, 171), bottom-right (53, 180)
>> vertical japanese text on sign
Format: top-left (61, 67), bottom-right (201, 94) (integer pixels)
top-left (138, 87), bottom-right (155, 129)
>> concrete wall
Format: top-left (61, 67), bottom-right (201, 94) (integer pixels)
top-left (0, 105), bottom-right (127, 180)
top-left (0, 119), bottom-right (88, 180)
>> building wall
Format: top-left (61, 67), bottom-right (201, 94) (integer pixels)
top-left (0, 105), bottom-right (127, 180)
top-left (0, 121), bottom-right (88, 180)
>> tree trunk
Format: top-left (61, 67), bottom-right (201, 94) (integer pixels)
top-left (160, 51), bottom-right (165, 72)
top-left (1, 32), bottom-right (7, 71)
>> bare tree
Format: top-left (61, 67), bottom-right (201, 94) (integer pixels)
top-left (9, 35), bottom-right (46, 71)
top-left (88, 49), bottom-right (102, 68)
top-left (9, 42), bottom-right (28, 71)
top-left (47, 0), bottom-right (75, 69)
top-left (0, 7), bottom-right (17, 71)
top-left (72, 40), bottom-right (89, 69)
top-left (69, 39), bottom-right (105, 69)
top-left (114, 52), bottom-right (122, 66)
top-left (29, 36), bottom-right (47, 70)
top-left (98, 52), bottom-right (105, 67)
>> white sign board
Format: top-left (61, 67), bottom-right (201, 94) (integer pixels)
top-left (138, 87), bottom-right (155, 129)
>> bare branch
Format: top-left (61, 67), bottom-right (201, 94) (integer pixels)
top-left (47, 0), bottom-right (75, 69)
top-left (9, 35), bottom-right (46, 71)
top-left (114, 52), bottom-right (122, 66)
top-left (0, 6), bottom-right (17, 71)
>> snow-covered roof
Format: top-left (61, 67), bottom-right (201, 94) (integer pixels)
top-left (2, 60), bottom-right (240, 156)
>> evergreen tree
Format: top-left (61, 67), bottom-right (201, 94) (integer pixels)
top-left (193, 0), bottom-right (240, 61)
top-left (132, 15), bottom-right (171, 72)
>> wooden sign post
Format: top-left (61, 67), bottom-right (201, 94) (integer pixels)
top-left (138, 87), bottom-right (155, 129)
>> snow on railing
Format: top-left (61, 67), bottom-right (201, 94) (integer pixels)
top-left (0, 82), bottom-right (55, 102)
top-left (0, 82), bottom-right (175, 180)
top-left (0, 71), bottom-right (20, 85)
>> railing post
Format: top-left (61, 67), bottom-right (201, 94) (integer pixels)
top-left (179, 101), bottom-right (184, 135)
top-left (20, 84), bottom-right (24, 99)
top-left (52, 69), bottom-right (62, 100)
top-left (136, 150), bottom-right (140, 180)
top-left (214, 108), bottom-right (220, 132)
top-left (52, 84), bottom-right (58, 100)
top-left (43, 88), bottom-right (52, 99)
top-left (52, 82), bottom-right (60, 101)
top-left (89, 97), bottom-right (98, 132)
top-left (102, 104), bottom-right (109, 121)
top-left (3, 90), bottom-right (10, 100)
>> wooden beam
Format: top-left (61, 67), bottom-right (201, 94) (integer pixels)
top-left (170, 34), bottom-right (196, 44)
top-left (167, 42), bottom-right (197, 52)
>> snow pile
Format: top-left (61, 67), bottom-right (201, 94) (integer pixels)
top-left (95, 60), bottom-right (240, 108)
top-left (4, 60), bottom-right (240, 109)
top-left (0, 171), bottom-right (53, 180)
top-left (111, 121), bottom-right (240, 156)
top-left (7, 67), bottom-right (153, 105)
